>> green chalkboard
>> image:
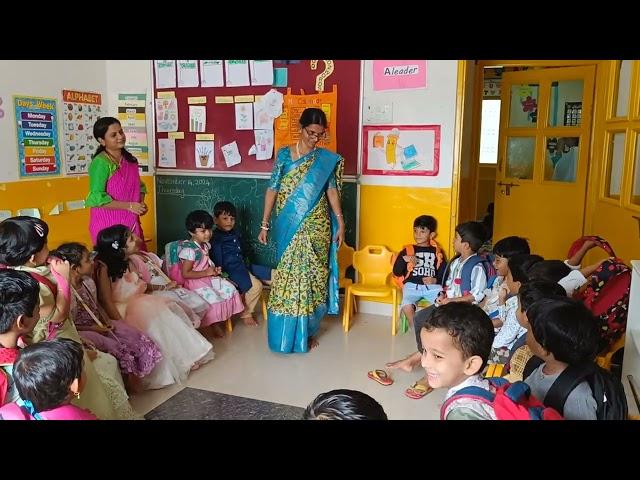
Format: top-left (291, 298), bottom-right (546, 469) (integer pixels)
top-left (155, 175), bottom-right (357, 268)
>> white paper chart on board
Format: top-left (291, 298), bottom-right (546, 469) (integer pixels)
top-left (177, 60), bottom-right (199, 87)
top-left (195, 141), bottom-right (214, 168)
top-left (253, 97), bottom-right (273, 130)
top-left (235, 103), bottom-right (253, 130)
top-left (200, 60), bottom-right (224, 87)
top-left (225, 60), bottom-right (250, 87)
top-left (254, 129), bottom-right (274, 160)
top-left (222, 141), bottom-right (242, 167)
top-left (158, 138), bottom-right (176, 168)
top-left (189, 105), bottom-right (206, 132)
top-left (155, 97), bottom-right (178, 132)
top-left (249, 60), bottom-right (274, 86)
top-left (154, 60), bottom-right (176, 89)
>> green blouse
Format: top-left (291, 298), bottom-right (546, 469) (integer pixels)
top-left (85, 152), bottom-right (147, 207)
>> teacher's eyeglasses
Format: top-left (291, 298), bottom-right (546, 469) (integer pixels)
top-left (304, 127), bottom-right (327, 140)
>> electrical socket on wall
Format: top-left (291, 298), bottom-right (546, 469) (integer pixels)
top-left (363, 100), bottom-right (393, 125)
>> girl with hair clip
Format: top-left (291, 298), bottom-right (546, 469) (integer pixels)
top-left (51, 242), bottom-right (162, 392)
top-left (0, 338), bottom-right (97, 420)
top-left (128, 240), bottom-right (209, 327)
top-left (0, 216), bottom-right (120, 419)
top-left (94, 224), bottom-right (214, 390)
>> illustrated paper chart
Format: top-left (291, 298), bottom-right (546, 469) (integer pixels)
top-left (14, 95), bottom-right (61, 177)
top-left (155, 97), bottom-right (178, 132)
top-left (62, 89), bottom-right (102, 175)
top-left (189, 105), bottom-right (206, 132)
top-left (158, 138), bottom-right (176, 168)
top-left (362, 125), bottom-right (440, 176)
top-left (235, 103), bottom-right (253, 130)
top-left (195, 140), bottom-right (214, 168)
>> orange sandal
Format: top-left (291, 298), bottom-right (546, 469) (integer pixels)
top-left (368, 369), bottom-right (394, 386)
top-left (405, 382), bottom-right (434, 399)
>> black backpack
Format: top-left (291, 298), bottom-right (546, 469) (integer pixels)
top-left (544, 362), bottom-right (628, 420)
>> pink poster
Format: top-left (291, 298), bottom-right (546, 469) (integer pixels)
top-left (373, 60), bottom-right (427, 91)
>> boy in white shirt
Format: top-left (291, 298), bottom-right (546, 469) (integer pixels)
top-left (418, 302), bottom-right (496, 420)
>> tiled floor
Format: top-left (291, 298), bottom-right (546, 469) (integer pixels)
top-left (129, 312), bottom-right (446, 420)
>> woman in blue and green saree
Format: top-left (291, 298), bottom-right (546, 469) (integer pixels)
top-left (259, 108), bottom-right (345, 353)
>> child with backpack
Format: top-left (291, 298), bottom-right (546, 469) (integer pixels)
top-left (524, 297), bottom-right (623, 420)
top-left (420, 303), bottom-right (497, 419)
top-left (0, 216), bottom-right (119, 419)
top-left (0, 270), bottom-right (41, 405)
top-left (428, 303), bottom-right (564, 420)
top-left (177, 210), bottom-right (244, 338)
top-left (502, 280), bottom-right (567, 382)
top-left (210, 201), bottom-right (274, 327)
top-left (392, 215), bottom-right (446, 328)
top-left (0, 338), bottom-right (97, 420)
top-left (375, 222), bottom-right (491, 399)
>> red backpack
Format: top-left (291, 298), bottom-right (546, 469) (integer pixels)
top-left (567, 236), bottom-right (631, 346)
top-left (441, 377), bottom-right (564, 420)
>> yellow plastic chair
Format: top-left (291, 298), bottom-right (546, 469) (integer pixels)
top-left (485, 363), bottom-right (506, 378)
top-left (338, 242), bottom-right (357, 315)
top-left (343, 245), bottom-right (399, 335)
top-left (596, 333), bottom-right (626, 371)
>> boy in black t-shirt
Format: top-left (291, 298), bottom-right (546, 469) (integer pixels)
top-left (393, 215), bottom-right (446, 328)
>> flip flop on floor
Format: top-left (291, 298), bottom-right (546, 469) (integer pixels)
top-left (368, 369), bottom-right (394, 386)
top-left (405, 382), bottom-right (434, 399)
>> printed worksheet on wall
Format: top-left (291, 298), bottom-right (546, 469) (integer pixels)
top-left (225, 60), bottom-right (250, 87)
top-left (177, 60), bottom-right (199, 87)
top-left (200, 60), bottom-right (224, 87)
top-left (250, 60), bottom-right (274, 86)
top-left (154, 60), bottom-right (177, 89)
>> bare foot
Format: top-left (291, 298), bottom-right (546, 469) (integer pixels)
top-left (211, 324), bottom-right (225, 339)
top-left (241, 315), bottom-right (259, 326)
top-left (386, 351), bottom-right (421, 372)
top-left (308, 336), bottom-right (319, 350)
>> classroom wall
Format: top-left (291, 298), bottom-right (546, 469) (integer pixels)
top-left (0, 60), bottom-right (157, 252)
top-left (358, 60), bottom-right (459, 255)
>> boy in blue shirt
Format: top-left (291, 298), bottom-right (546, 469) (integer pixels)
top-left (210, 201), bottom-right (272, 326)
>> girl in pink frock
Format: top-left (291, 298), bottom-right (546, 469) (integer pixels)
top-left (0, 338), bottom-right (97, 421)
top-left (94, 224), bottom-right (214, 390)
top-left (128, 249), bottom-right (208, 328)
top-left (179, 211), bottom-right (244, 338)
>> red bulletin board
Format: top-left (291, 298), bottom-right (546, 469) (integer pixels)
top-left (152, 60), bottom-right (360, 175)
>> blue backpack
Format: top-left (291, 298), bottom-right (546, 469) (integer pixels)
top-left (442, 253), bottom-right (497, 295)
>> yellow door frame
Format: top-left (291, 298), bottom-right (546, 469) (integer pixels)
top-left (452, 60), bottom-right (605, 250)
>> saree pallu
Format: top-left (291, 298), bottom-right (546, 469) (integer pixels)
top-left (267, 147), bottom-right (343, 353)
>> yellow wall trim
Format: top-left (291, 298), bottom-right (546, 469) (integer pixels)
top-left (0, 176), bottom-right (156, 253)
